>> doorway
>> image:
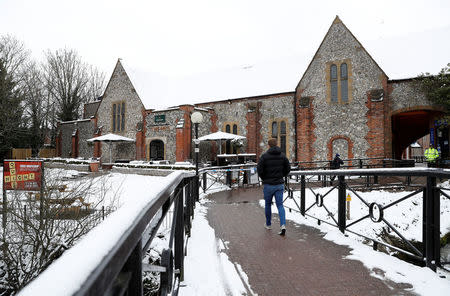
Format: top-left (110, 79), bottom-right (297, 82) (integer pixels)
top-left (149, 140), bottom-right (164, 160)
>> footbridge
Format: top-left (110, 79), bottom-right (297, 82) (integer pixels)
top-left (17, 162), bottom-right (450, 295)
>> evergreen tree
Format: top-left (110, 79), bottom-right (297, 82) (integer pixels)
top-left (0, 58), bottom-right (25, 161)
top-left (416, 63), bottom-right (450, 111)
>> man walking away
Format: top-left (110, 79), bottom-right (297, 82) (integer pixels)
top-left (257, 138), bottom-right (291, 236)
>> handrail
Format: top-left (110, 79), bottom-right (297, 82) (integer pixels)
top-left (18, 171), bottom-right (197, 296)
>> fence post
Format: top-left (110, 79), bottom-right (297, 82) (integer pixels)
top-left (338, 175), bottom-right (346, 233)
top-left (174, 187), bottom-right (185, 281)
top-left (202, 172), bottom-right (207, 192)
top-left (226, 170), bottom-right (232, 188)
top-left (359, 159), bottom-right (363, 169)
top-left (425, 176), bottom-right (440, 271)
top-left (122, 239), bottom-right (143, 295)
top-left (300, 175), bottom-right (305, 216)
top-left (184, 183), bottom-right (191, 237)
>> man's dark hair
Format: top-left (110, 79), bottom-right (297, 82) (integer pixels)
top-left (268, 138), bottom-right (277, 147)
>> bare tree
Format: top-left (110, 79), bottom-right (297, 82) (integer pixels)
top-left (43, 49), bottom-right (105, 122)
top-left (0, 35), bottom-right (30, 82)
top-left (0, 171), bottom-right (119, 293)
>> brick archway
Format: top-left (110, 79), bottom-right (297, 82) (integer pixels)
top-left (327, 135), bottom-right (354, 161)
top-left (391, 107), bottom-right (444, 159)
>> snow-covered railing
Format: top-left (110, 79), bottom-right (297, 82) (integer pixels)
top-left (287, 167), bottom-right (450, 272)
top-left (199, 163), bottom-right (259, 192)
top-left (18, 171), bottom-right (199, 296)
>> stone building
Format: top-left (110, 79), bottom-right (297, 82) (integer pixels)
top-left (56, 16), bottom-right (445, 164)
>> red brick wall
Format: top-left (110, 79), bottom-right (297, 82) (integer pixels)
top-left (365, 78), bottom-right (390, 164)
top-left (175, 106), bottom-right (195, 162)
top-left (327, 135), bottom-right (354, 165)
top-left (135, 109), bottom-right (147, 160)
top-left (296, 96), bottom-right (316, 162)
top-left (245, 102), bottom-right (262, 158)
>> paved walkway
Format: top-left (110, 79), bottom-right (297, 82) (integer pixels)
top-left (205, 187), bottom-right (417, 296)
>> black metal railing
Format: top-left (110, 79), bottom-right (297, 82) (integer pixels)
top-left (287, 168), bottom-right (450, 272)
top-left (199, 163), bottom-right (259, 192)
top-left (292, 157), bottom-right (416, 171)
top-left (18, 171), bottom-right (198, 296)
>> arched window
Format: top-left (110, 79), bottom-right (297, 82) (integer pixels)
top-left (271, 120), bottom-right (288, 155)
top-left (112, 104), bottom-right (116, 132)
top-left (271, 122), bottom-right (278, 138)
top-left (225, 124), bottom-right (231, 153)
top-left (280, 121), bottom-right (286, 155)
top-left (330, 64), bottom-right (338, 102)
top-left (232, 124), bottom-right (237, 135)
top-left (112, 102), bottom-right (126, 132)
top-left (340, 63), bottom-right (348, 102)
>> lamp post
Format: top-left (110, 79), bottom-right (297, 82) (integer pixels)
top-left (190, 112), bottom-right (204, 176)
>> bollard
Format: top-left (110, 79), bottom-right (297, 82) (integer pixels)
top-left (346, 193), bottom-right (351, 220)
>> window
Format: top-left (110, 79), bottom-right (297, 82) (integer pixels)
top-left (112, 102), bottom-right (126, 132)
top-left (330, 64), bottom-right (338, 102)
top-left (271, 119), bottom-right (288, 155)
top-left (224, 122), bottom-right (239, 154)
top-left (340, 63), bottom-right (348, 102)
top-left (280, 121), bottom-right (286, 155)
top-left (327, 61), bottom-right (351, 104)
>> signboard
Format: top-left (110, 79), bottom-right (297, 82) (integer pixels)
top-left (3, 160), bottom-right (43, 191)
top-left (430, 128), bottom-right (435, 146)
top-left (155, 114), bottom-right (166, 123)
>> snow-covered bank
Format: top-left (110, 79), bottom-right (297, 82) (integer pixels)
top-left (179, 200), bottom-right (252, 295)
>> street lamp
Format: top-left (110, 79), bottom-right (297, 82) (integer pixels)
top-left (191, 111), bottom-right (203, 176)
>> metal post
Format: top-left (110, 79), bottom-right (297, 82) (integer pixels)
top-left (174, 189), bottom-right (185, 281)
top-left (338, 175), bottom-right (346, 233)
top-left (300, 175), bottom-right (305, 216)
top-left (123, 239), bottom-right (143, 295)
top-left (202, 172), bottom-right (207, 192)
top-left (195, 123), bottom-right (199, 176)
top-left (226, 171), bottom-right (232, 187)
top-left (425, 176), bottom-right (439, 271)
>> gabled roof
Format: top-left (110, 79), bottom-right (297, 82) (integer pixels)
top-left (296, 16), bottom-right (388, 91)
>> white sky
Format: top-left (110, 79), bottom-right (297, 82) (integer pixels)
top-left (1, 0), bottom-right (450, 109)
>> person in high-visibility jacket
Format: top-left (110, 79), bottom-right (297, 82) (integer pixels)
top-left (424, 144), bottom-right (440, 167)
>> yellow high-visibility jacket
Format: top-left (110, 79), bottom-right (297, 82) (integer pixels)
top-left (424, 148), bottom-right (439, 162)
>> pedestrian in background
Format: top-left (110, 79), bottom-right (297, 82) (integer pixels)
top-left (424, 144), bottom-right (439, 167)
top-left (257, 138), bottom-right (291, 236)
top-left (330, 153), bottom-right (344, 184)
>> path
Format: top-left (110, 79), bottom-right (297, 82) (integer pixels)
top-left (206, 187), bottom-right (417, 296)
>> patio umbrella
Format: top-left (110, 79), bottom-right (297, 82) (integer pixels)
top-left (197, 131), bottom-right (246, 154)
top-left (87, 133), bottom-right (135, 163)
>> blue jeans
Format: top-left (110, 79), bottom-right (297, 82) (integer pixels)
top-left (263, 184), bottom-right (286, 227)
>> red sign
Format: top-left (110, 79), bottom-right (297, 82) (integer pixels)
top-left (3, 160), bottom-right (43, 191)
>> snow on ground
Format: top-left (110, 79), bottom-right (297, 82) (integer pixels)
top-left (179, 199), bottom-right (252, 295)
top-left (257, 181), bottom-right (450, 296)
top-left (17, 170), bottom-right (182, 296)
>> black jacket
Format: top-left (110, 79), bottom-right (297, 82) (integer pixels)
top-left (257, 146), bottom-right (291, 185)
top-left (330, 156), bottom-right (344, 169)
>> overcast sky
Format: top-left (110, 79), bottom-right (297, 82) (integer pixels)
top-left (1, 0), bottom-right (449, 109)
